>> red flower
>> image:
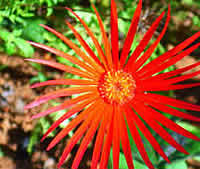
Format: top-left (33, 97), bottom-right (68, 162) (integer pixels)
top-left (25, 0), bottom-right (200, 168)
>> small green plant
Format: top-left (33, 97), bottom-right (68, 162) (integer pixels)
top-left (0, 27), bottom-right (34, 57)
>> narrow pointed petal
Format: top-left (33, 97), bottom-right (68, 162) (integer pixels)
top-left (125, 105), bottom-right (170, 163)
top-left (25, 58), bottom-right (97, 80)
top-left (31, 79), bottom-right (97, 88)
top-left (39, 25), bottom-right (100, 75)
top-left (31, 92), bottom-right (95, 119)
top-left (146, 106), bottom-right (200, 140)
top-left (138, 31), bottom-right (200, 76)
top-left (25, 58), bottom-right (67, 72)
top-left (124, 108), bottom-right (154, 169)
top-left (28, 41), bottom-right (100, 77)
top-left (41, 99), bottom-right (98, 142)
top-left (119, 110), bottom-right (134, 169)
top-left (147, 118), bottom-right (188, 154)
top-left (71, 104), bottom-right (103, 169)
top-left (133, 5), bottom-right (170, 72)
top-left (140, 61), bottom-right (200, 83)
top-left (65, 20), bottom-right (104, 72)
top-left (91, 105), bottom-right (113, 169)
top-left (99, 113), bottom-right (114, 168)
top-left (57, 100), bottom-right (103, 168)
top-left (132, 101), bottom-right (188, 155)
top-left (25, 86), bottom-right (97, 109)
top-left (163, 69), bottom-right (200, 85)
top-left (111, 0), bottom-right (119, 69)
top-left (120, 0), bottom-right (142, 66)
top-left (66, 7), bottom-right (108, 70)
top-left (139, 42), bottom-right (200, 79)
top-left (112, 105), bottom-right (120, 169)
top-left (139, 94), bottom-right (200, 122)
top-left (139, 82), bottom-right (200, 91)
top-left (125, 11), bottom-right (165, 70)
top-left (92, 4), bottom-right (113, 69)
top-left (143, 93), bottom-right (200, 112)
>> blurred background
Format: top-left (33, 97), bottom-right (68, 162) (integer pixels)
top-left (0, 0), bottom-right (200, 169)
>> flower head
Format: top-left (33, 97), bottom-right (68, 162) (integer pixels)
top-left (25, 0), bottom-right (200, 169)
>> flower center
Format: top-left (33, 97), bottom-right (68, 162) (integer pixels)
top-left (98, 70), bottom-right (136, 104)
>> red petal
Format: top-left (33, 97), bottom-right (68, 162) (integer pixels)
top-left (143, 93), bottom-right (200, 112)
top-left (30, 79), bottom-right (97, 88)
top-left (133, 5), bottom-right (170, 72)
top-left (25, 58), bottom-right (97, 80)
top-left (111, 0), bottom-right (119, 69)
top-left (124, 107), bottom-right (154, 169)
top-left (65, 7), bottom-right (108, 70)
top-left (125, 105), bottom-right (170, 163)
top-left (142, 83), bottom-right (200, 91)
top-left (120, 0), bottom-right (142, 67)
top-left (138, 94), bottom-right (200, 122)
top-left (92, 4), bottom-right (113, 69)
top-left (112, 105), bottom-right (120, 169)
top-left (163, 70), bottom-right (200, 85)
top-left (65, 21), bottom-right (104, 71)
top-left (99, 112), bottom-right (114, 168)
top-left (125, 11), bottom-right (165, 70)
top-left (41, 98), bottom-right (98, 142)
top-left (57, 100), bottom-right (103, 168)
top-left (139, 42), bottom-right (200, 79)
top-left (148, 106), bottom-right (200, 140)
top-left (25, 86), bottom-right (97, 109)
top-left (132, 100), bottom-right (188, 154)
top-left (91, 105), bottom-right (113, 169)
top-left (139, 61), bottom-right (200, 83)
top-left (119, 109), bottom-right (134, 169)
top-left (71, 103), bottom-right (103, 169)
top-left (137, 31), bottom-right (200, 76)
top-left (39, 25), bottom-right (100, 75)
top-left (31, 92), bottom-right (95, 119)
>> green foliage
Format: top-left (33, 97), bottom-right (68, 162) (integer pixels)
top-left (22, 19), bottom-right (47, 43)
top-left (0, 27), bottom-right (34, 57)
top-left (49, 101), bottom-right (74, 137)
top-left (192, 15), bottom-right (200, 27)
top-left (27, 116), bottom-right (55, 154)
top-left (0, 0), bottom-right (65, 57)
top-left (0, 64), bottom-right (8, 71)
top-left (0, 147), bottom-right (4, 157)
top-left (27, 121), bottom-right (41, 154)
top-left (30, 72), bottom-right (48, 84)
top-left (0, 0), bottom-right (65, 20)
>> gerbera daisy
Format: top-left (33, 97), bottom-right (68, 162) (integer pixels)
top-left (25, 0), bottom-right (200, 168)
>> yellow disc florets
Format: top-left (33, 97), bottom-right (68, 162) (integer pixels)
top-left (98, 70), bottom-right (136, 105)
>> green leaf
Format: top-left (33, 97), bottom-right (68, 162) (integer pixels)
top-left (0, 147), bottom-right (4, 157)
top-left (165, 159), bottom-right (187, 169)
top-left (0, 28), bottom-right (11, 41)
top-left (108, 151), bottom-right (149, 169)
top-left (22, 19), bottom-right (46, 43)
top-left (37, 72), bottom-right (48, 82)
top-left (0, 64), bottom-right (8, 71)
top-left (177, 121), bottom-right (200, 137)
top-left (14, 38), bottom-right (34, 57)
top-left (5, 41), bottom-right (17, 55)
top-left (127, 126), bottom-right (159, 166)
top-left (27, 123), bottom-right (41, 154)
top-left (119, 152), bottom-right (148, 169)
top-left (29, 72), bottom-right (48, 84)
top-left (49, 101), bottom-right (73, 137)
